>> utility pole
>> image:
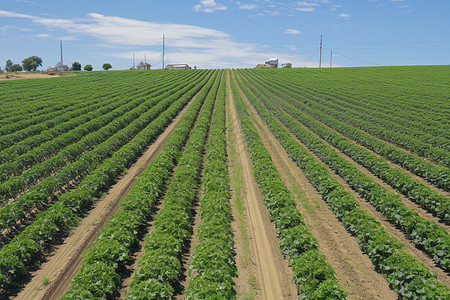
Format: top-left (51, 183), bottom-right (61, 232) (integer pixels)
top-left (319, 34), bottom-right (322, 68)
top-left (133, 53), bottom-right (135, 70)
top-left (162, 34), bottom-right (165, 70)
top-left (330, 50), bottom-right (333, 68)
top-left (60, 40), bottom-right (63, 65)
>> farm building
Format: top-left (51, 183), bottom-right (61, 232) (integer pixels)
top-left (255, 58), bottom-right (279, 69)
top-left (136, 61), bottom-right (151, 70)
top-left (165, 64), bottom-right (191, 70)
top-left (255, 63), bottom-right (274, 69)
top-left (265, 58), bottom-right (279, 68)
top-left (49, 61), bottom-right (69, 72)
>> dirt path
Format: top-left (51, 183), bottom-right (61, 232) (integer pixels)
top-left (254, 96), bottom-right (450, 286)
top-left (227, 92), bottom-right (258, 299)
top-left (15, 96), bottom-right (196, 300)
top-left (234, 74), bottom-right (397, 299)
top-left (274, 106), bottom-right (449, 230)
top-left (228, 73), bottom-right (297, 300)
top-left (309, 115), bottom-right (450, 198)
top-left (0, 72), bottom-right (77, 81)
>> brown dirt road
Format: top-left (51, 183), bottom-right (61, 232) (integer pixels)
top-left (228, 72), bottom-right (297, 300)
top-left (14, 96), bottom-right (196, 300)
top-left (234, 73), bottom-right (398, 299)
top-left (0, 72), bottom-right (76, 81)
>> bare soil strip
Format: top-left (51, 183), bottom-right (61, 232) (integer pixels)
top-left (228, 75), bottom-right (297, 300)
top-left (15, 96), bottom-right (197, 300)
top-left (0, 72), bottom-right (77, 81)
top-left (281, 110), bottom-right (449, 231)
top-left (236, 78), bottom-right (397, 299)
top-left (227, 93), bottom-right (258, 299)
top-left (257, 100), bottom-right (450, 287)
top-left (313, 116), bottom-right (450, 198)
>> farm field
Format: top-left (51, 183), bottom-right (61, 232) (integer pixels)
top-left (0, 66), bottom-right (448, 299)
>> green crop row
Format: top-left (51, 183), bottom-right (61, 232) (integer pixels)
top-left (231, 75), bottom-right (347, 299)
top-left (233, 70), bottom-right (449, 299)
top-left (0, 71), bottom-right (207, 236)
top-left (0, 75), bottom-right (133, 149)
top-left (0, 70), bottom-right (212, 290)
top-left (237, 71), bottom-right (449, 271)
top-left (62, 71), bottom-right (218, 299)
top-left (264, 71), bottom-right (449, 152)
top-left (272, 67), bottom-right (448, 137)
top-left (239, 70), bottom-right (450, 224)
top-left (0, 98), bottom-right (104, 151)
top-left (185, 73), bottom-right (237, 299)
top-left (241, 69), bottom-right (450, 192)
top-left (126, 71), bottom-right (221, 299)
top-left (0, 71), bottom-right (198, 202)
top-left (0, 70), bottom-right (182, 169)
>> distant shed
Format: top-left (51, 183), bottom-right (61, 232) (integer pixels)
top-left (166, 64), bottom-right (191, 70)
top-left (265, 58), bottom-right (279, 68)
top-left (136, 61), bottom-right (151, 70)
top-left (49, 61), bottom-right (69, 72)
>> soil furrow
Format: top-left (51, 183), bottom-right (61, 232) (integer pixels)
top-left (234, 74), bottom-right (450, 287)
top-left (261, 105), bottom-right (450, 287)
top-left (228, 74), bottom-right (297, 300)
top-left (15, 94), bottom-right (196, 300)
top-left (237, 76), bottom-right (397, 299)
top-left (279, 108), bottom-right (449, 230)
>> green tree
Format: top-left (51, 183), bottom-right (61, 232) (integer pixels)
top-left (5, 59), bottom-right (13, 72)
top-left (22, 56), bottom-right (43, 71)
top-left (10, 64), bottom-right (23, 72)
top-left (102, 63), bottom-right (112, 71)
top-left (72, 61), bottom-right (81, 71)
top-left (84, 64), bottom-right (93, 71)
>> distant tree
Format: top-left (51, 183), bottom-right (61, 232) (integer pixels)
top-left (10, 64), bottom-right (23, 72)
top-left (102, 63), bottom-right (112, 71)
top-left (22, 56), bottom-right (43, 71)
top-left (84, 64), bottom-right (93, 71)
top-left (5, 59), bottom-right (13, 72)
top-left (0, 66), bottom-right (3, 73)
top-left (72, 61), bottom-right (81, 71)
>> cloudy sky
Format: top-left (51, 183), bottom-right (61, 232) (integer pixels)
top-left (1, 0), bottom-right (449, 70)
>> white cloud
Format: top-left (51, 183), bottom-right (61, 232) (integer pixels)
top-left (339, 13), bottom-right (351, 18)
top-left (0, 9), bottom-right (318, 68)
top-left (0, 9), bottom-right (35, 18)
top-left (0, 25), bottom-right (32, 33)
top-left (331, 4), bottom-right (342, 11)
top-left (238, 3), bottom-right (258, 10)
top-left (297, 2), bottom-right (319, 7)
top-left (35, 33), bottom-right (50, 38)
top-left (193, 0), bottom-right (227, 13)
top-left (390, 0), bottom-right (405, 2)
top-left (61, 36), bottom-right (78, 41)
top-left (284, 29), bottom-right (301, 35)
top-left (296, 7), bottom-right (315, 12)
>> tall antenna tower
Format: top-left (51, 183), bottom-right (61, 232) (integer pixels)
top-left (60, 40), bottom-right (63, 65)
top-left (162, 34), bottom-right (165, 69)
top-left (319, 34), bottom-right (322, 68)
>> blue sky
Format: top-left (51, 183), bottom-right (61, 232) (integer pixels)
top-left (1, 0), bottom-right (449, 70)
